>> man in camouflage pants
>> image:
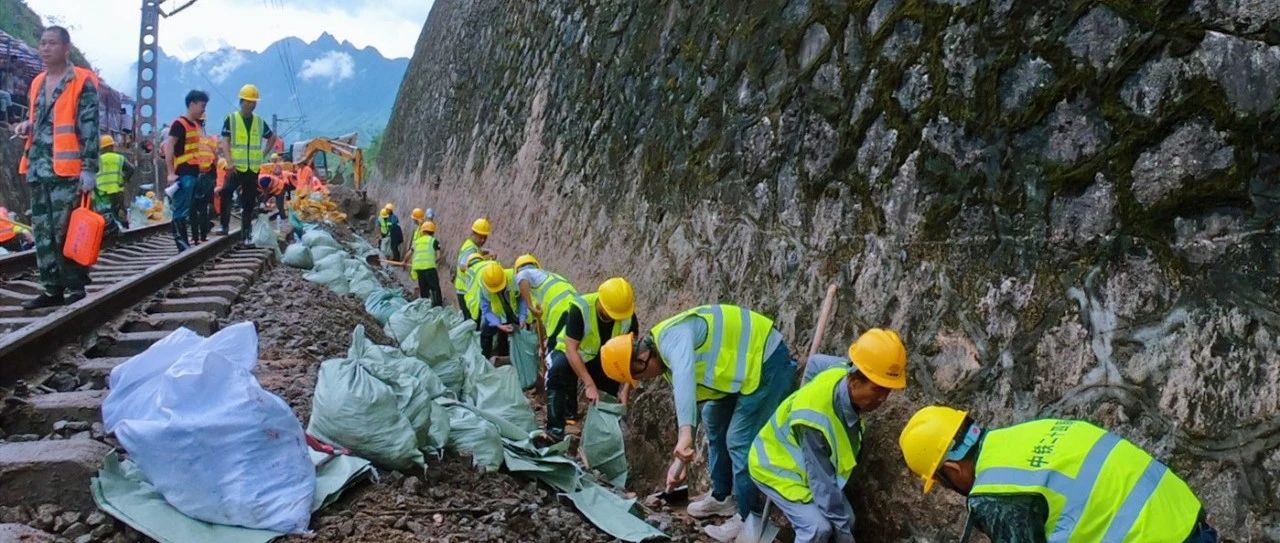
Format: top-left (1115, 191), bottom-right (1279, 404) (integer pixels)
top-left (12, 26), bottom-right (98, 309)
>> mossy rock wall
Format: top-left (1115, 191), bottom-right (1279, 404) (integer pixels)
top-left (382, 1), bottom-right (1280, 538)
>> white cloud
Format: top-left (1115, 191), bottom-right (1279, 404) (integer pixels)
top-left (298, 51), bottom-right (355, 86)
top-left (195, 50), bottom-right (248, 85)
top-left (24, 0), bottom-right (434, 91)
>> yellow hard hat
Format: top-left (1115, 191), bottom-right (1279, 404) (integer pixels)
top-left (238, 84), bottom-right (260, 102)
top-left (601, 334), bottom-right (637, 385)
top-left (480, 263), bottom-right (507, 293)
top-left (100, 135), bottom-right (115, 149)
top-left (597, 277), bottom-right (634, 320)
top-left (848, 328), bottom-right (908, 389)
top-left (421, 220), bottom-right (436, 234)
top-left (384, 203), bottom-right (395, 212)
top-left (411, 208), bottom-right (425, 221)
top-left (514, 253), bottom-right (539, 270)
top-left (471, 218), bottom-right (492, 236)
top-left (899, 406), bottom-right (968, 494)
top-left (271, 153), bottom-right (281, 161)
top-left (145, 191), bottom-right (155, 198)
top-left (466, 253), bottom-right (484, 268)
top-left (379, 208), bottom-right (390, 218)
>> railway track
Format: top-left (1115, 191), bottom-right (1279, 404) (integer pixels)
top-left (0, 220), bottom-right (283, 529)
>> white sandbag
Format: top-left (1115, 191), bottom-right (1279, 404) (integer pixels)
top-left (347, 264), bottom-right (381, 299)
top-left (303, 267), bottom-right (350, 295)
top-left (102, 323), bottom-right (314, 533)
top-left (251, 217), bottom-right (281, 257)
top-left (309, 245), bottom-right (341, 261)
top-left (302, 229), bottom-right (342, 249)
top-left (282, 243), bottom-right (313, 269)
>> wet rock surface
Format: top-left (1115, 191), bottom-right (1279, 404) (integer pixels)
top-left (380, 0), bottom-right (1280, 540)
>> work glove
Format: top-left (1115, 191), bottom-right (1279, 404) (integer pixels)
top-left (78, 171), bottom-right (96, 193)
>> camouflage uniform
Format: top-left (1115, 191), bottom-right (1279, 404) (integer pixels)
top-left (25, 68), bottom-right (99, 297)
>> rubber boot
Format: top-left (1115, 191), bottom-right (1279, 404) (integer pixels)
top-left (545, 387), bottom-right (566, 441)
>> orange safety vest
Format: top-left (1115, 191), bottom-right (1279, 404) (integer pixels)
top-left (18, 66), bottom-right (99, 177)
top-left (214, 164), bottom-right (227, 214)
top-left (0, 219), bottom-right (14, 243)
top-left (173, 116), bottom-right (213, 172)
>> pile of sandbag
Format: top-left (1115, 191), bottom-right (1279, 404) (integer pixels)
top-left (289, 191), bottom-right (347, 223)
top-left (101, 323), bottom-right (315, 534)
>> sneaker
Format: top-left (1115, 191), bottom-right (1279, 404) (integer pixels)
top-left (703, 517), bottom-right (743, 542)
top-left (21, 293), bottom-right (64, 310)
top-left (687, 493), bottom-right (737, 519)
top-left (65, 291), bottom-right (86, 304)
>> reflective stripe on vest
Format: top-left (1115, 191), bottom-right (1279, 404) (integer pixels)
top-left (554, 292), bottom-right (633, 360)
top-left (464, 260), bottom-right (497, 319)
top-left (454, 238), bottom-right (480, 293)
top-left (98, 152), bottom-right (125, 194)
top-left (972, 420), bottom-right (1201, 543)
top-left (412, 233), bottom-right (437, 270)
top-left (749, 367), bottom-right (861, 503)
top-left (19, 67), bottom-right (98, 177)
top-left (172, 116), bottom-right (211, 170)
top-left (227, 112), bottom-right (264, 172)
top-left (652, 304), bottom-right (774, 400)
top-left (533, 272), bottom-right (578, 334)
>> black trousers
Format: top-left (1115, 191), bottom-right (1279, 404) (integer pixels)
top-left (416, 268), bottom-right (443, 307)
top-left (456, 293), bottom-right (471, 320)
top-left (480, 323), bottom-right (510, 358)
top-left (544, 350), bottom-right (621, 438)
top-left (220, 171), bottom-right (258, 239)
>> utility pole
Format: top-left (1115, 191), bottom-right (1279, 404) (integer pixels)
top-left (272, 113), bottom-right (279, 142)
top-left (132, 0), bottom-right (199, 189)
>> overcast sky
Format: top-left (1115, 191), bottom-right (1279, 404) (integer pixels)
top-left (25, 0), bottom-right (434, 90)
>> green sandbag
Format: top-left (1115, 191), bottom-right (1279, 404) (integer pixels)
top-left (443, 403), bottom-right (503, 471)
top-left (471, 365), bottom-right (537, 440)
top-left (347, 265), bottom-right (381, 299)
top-left (581, 399), bottom-right (628, 488)
top-left (302, 230), bottom-right (341, 249)
top-left (303, 267), bottom-right (350, 295)
top-left (364, 288), bottom-right (408, 325)
top-left (509, 329), bottom-right (540, 390)
top-left (307, 327), bottom-right (445, 472)
top-left (384, 300), bottom-right (443, 344)
top-left (310, 245), bottom-right (341, 261)
top-left (282, 243), bottom-right (313, 269)
top-left (313, 252), bottom-right (347, 273)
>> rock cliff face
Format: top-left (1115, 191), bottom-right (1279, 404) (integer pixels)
top-left (380, 1), bottom-right (1280, 539)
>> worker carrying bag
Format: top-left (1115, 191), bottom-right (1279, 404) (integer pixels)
top-left (64, 193), bottom-right (106, 266)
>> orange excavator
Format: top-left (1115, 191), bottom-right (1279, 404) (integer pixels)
top-left (291, 135), bottom-right (365, 190)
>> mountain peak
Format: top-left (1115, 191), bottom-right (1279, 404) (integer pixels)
top-left (313, 32), bottom-right (341, 48)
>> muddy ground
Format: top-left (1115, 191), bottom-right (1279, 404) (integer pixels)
top-left (235, 230), bottom-right (712, 542)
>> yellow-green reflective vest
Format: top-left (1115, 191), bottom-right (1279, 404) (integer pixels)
top-left (227, 112), bottom-right (264, 172)
top-left (652, 304), bottom-right (774, 401)
top-left (411, 221), bottom-right (423, 244)
top-left (554, 292), bottom-right (633, 360)
top-left (97, 152), bottom-right (125, 194)
top-left (529, 271), bottom-right (578, 335)
top-left (972, 419), bottom-right (1201, 543)
top-left (377, 216), bottom-right (391, 236)
top-left (455, 238), bottom-right (480, 293)
top-left (411, 233), bottom-right (437, 271)
top-left (483, 268), bottom-right (520, 322)
top-left (464, 260), bottom-right (497, 319)
top-left (749, 367), bottom-right (862, 502)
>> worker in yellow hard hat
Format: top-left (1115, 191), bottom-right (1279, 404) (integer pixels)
top-left (218, 83), bottom-right (278, 243)
top-left (409, 207), bottom-right (426, 243)
top-left (462, 252), bottom-right (496, 327)
top-left (543, 277), bottom-right (637, 441)
top-left (512, 253), bottom-right (578, 352)
top-left (401, 221), bottom-right (444, 306)
top-left (454, 217), bottom-right (492, 319)
top-left (376, 204), bottom-right (404, 262)
top-left (746, 329), bottom-right (907, 543)
top-left (599, 304), bottom-right (796, 542)
top-left (898, 406), bottom-right (1216, 543)
top-left (97, 134), bottom-right (134, 230)
top-left (477, 259), bottom-right (523, 358)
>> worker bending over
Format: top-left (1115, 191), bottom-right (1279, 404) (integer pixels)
top-left (96, 135), bottom-right (134, 229)
top-left (454, 218), bottom-right (491, 317)
top-left (403, 220), bottom-right (444, 306)
top-left (601, 304), bottom-right (796, 542)
top-left (899, 406), bottom-right (1218, 543)
top-left (478, 262), bottom-right (524, 358)
top-left (748, 329), bottom-right (907, 543)
top-left (544, 277), bottom-right (636, 441)
top-left (513, 254), bottom-right (578, 352)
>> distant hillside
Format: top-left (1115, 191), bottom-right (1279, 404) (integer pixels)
top-left (0, 0), bottom-right (93, 69)
top-left (146, 33), bottom-right (408, 145)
